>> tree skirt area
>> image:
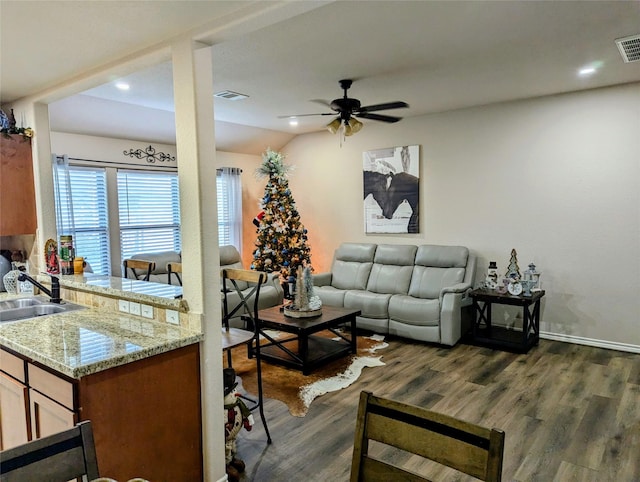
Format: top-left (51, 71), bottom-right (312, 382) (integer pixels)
top-left (230, 331), bottom-right (388, 417)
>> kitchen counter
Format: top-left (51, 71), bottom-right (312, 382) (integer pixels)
top-left (0, 296), bottom-right (202, 379)
top-left (42, 273), bottom-right (187, 311)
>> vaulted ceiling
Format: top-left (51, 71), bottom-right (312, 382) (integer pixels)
top-left (2, 1), bottom-right (639, 154)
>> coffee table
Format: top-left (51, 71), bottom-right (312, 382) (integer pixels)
top-left (244, 305), bottom-right (360, 375)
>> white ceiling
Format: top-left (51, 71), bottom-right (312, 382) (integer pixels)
top-left (2, 1), bottom-right (639, 155)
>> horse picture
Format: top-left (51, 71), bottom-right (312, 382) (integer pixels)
top-left (363, 145), bottom-right (419, 233)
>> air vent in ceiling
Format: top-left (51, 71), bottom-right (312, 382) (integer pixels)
top-left (615, 34), bottom-right (640, 63)
top-left (214, 90), bottom-right (249, 101)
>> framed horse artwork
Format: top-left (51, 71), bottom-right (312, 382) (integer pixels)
top-left (363, 145), bottom-right (420, 233)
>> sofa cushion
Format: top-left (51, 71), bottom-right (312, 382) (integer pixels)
top-left (389, 294), bottom-right (440, 327)
top-left (344, 290), bottom-right (392, 319)
top-left (409, 266), bottom-right (466, 299)
top-left (373, 244), bottom-right (417, 266)
top-left (366, 244), bottom-right (416, 295)
top-left (331, 243), bottom-right (377, 290)
top-left (414, 245), bottom-right (468, 268)
top-left (409, 245), bottom-right (468, 299)
top-left (314, 285), bottom-right (347, 307)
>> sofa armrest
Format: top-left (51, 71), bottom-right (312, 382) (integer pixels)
top-left (312, 272), bottom-right (332, 287)
top-left (439, 290), bottom-right (469, 346)
top-left (440, 282), bottom-right (473, 296)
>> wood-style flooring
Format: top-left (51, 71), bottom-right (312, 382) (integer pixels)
top-left (236, 336), bottom-right (640, 481)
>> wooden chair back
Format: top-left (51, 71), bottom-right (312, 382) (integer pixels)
top-left (0, 421), bottom-right (99, 482)
top-left (220, 268), bottom-right (272, 444)
top-left (350, 391), bottom-right (505, 482)
top-left (221, 268), bottom-right (267, 333)
top-left (167, 261), bottom-right (182, 285)
top-left (123, 259), bottom-right (156, 281)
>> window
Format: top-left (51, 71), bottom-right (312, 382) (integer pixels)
top-left (216, 167), bottom-right (242, 251)
top-left (117, 170), bottom-right (181, 262)
top-left (53, 164), bottom-right (111, 275)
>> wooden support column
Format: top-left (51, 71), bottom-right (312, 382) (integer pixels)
top-left (172, 38), bottom-right (224, 481)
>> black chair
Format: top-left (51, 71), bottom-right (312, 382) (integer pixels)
top-left (123, 259), bottom-right (155, 281)
top-left (167, 261), bottom-right (182, 285)
top-left (350, 391), bottom-right (505, 482)
top-left (221, 268), bottom-right (271, 444)
top-left (0, 420), bottom-right (99, 482)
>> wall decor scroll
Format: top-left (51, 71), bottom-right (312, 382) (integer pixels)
top-left (123, 145), bottom-right (176, 163)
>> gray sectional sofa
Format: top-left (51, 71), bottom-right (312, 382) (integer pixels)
top-left (312, 243), bottom-right (476, 346)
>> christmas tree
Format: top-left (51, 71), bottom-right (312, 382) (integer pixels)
top-left (505, 248), bottom-right (521, 280)
top-left (251, 149), bottom-right (312, 293)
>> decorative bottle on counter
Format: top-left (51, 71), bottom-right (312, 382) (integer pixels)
top-left (59, 235), bottom-right (74, 275)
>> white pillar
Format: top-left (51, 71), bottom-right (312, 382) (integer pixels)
top-left (171, 39), bottom-right (224, 480)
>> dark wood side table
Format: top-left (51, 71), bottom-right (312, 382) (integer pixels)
top-left (469, 288), bottom-right (545, 353)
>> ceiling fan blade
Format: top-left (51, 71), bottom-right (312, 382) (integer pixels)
top-left (358, 101), bottom-right (409, 113)
top-left (277, 112), bottom-right (334, 119)
top-left (357, 112), bottom-right (403, 123)
top-left (310, 99), bottom-right (332, 108)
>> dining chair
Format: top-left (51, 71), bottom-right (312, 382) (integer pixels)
top-left (350, 391), bottom-right (505, 482)
top-left (123, 259), bottom-right (156, 281)
top-left (167, 261), bottom-right (182, 285)
top-left (0, 420), bottom-right (99, 482)
top-left (221, 268), bottom-right (272, 444)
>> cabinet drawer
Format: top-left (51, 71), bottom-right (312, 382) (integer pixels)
top-left (0, 349), bottom-right (25, 383)
top-left (28, 364), bottom-right (74, 410)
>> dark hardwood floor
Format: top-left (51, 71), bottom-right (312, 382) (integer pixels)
top-left (235, 336), bottom-right (640, 481)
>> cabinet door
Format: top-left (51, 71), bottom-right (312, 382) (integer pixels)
top-left (30, 389), bottom-right (75, 439)
top-left (0, 134), bottom-right (37, 235)
top-left (0, 372), bottom-right (31, 449)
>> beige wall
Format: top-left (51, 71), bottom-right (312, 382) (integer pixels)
top-left (282, 82), bottom-right (640, 350)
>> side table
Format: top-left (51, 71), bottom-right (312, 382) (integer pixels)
top-left (469, 288), bottom-right (545, 353)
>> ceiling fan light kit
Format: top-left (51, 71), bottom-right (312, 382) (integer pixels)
top-left (326, 118), bottom-right (342, 134)
top-left (287, 79), bottom-right (409, 138)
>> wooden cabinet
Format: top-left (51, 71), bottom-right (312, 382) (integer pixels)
top-left (0, 349), bottom-right (30, 450)
top-left (0, 134), bottom-right (37, 235)
top-left (0, 372), bottom-right (30, 449)
top-left (29, 389), bottom-right (75, 439)
top-left (0, 344), bottom-right (202, 481)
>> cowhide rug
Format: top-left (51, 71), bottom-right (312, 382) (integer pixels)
top-left (230, 331), bottom-right (388, 417)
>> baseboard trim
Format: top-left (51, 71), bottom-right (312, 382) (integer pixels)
top-left (540, 331), bottom-right (640, 354)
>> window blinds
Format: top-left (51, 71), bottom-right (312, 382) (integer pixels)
top-left (53, 164), bottom-right (111, 275)
top-left (117, 170), bottom-right (181, 261)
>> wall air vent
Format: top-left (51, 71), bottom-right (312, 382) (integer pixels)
top-left (214, 90), bottom-right (249, 101)
top-left (615, 34), bottom-right (640, 63)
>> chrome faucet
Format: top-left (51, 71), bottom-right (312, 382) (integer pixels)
top-left (17, 273), bottom-right (62, 304)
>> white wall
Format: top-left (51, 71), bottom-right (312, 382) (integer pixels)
top-left (282, 83), bottom-right (640, 350)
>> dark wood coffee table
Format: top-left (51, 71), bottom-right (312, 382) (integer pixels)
top-left (245, 305), bottom-right (360, 375)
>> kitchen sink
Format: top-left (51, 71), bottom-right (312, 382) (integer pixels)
top-left (0, 297), bottom-right (86, 323)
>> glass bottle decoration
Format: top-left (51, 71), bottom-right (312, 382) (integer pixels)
top-left (524, 262), bottom-right (541, 289)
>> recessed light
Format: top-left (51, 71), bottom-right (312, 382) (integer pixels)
top-left (115, 82), bottom-right (130, 90)
top-left (289, 118), bottom-right (298, 126)
top-left (578, 61), bottom-right (603, 77)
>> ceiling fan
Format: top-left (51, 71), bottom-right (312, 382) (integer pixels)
top-left (280, 79), bottom-right (409, 136)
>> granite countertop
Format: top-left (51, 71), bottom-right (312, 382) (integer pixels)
top-left (0, 298), bottom-right (202, 379)
top-left (36, 273), bottom-right (187, 311)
